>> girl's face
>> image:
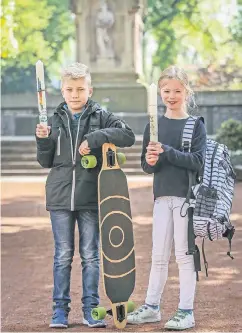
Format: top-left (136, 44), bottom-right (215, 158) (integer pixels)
top-left (160, 79), bottom-right (187, 112)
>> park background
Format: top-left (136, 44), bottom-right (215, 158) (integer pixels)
top-left (1, 0), bottom-right (242, 332)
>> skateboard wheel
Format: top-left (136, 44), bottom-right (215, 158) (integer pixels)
top-left (117, 152), bottom-right (126, 166)
top-left (91, 307), bottom-right (106, 320)
top-left (127, 301), bottom-right (135, 313)
top-left (81, 155), bottom-right (97, 169)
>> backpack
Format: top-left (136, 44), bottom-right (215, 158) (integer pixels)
top-left (181, 116), bottom-right (236, 279)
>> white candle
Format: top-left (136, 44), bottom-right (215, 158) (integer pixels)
top-left (148, 83), bottom-right (158, 142)
top-left (36, 60), bottom-right (48, 126)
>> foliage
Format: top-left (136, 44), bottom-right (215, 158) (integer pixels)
top-left (145, 0), bottom-right (242, 89)
top-left (216, 119), bottom-right (242, 151)
top-left (1, 0), bottom-right (74, 93)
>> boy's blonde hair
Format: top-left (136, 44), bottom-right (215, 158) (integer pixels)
top-left (61, 62), bottom-right (92, 86)
top-left (158, 65), bottom-right (196, 109)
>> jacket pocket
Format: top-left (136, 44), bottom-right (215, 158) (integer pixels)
top-left (46, 180), bottom-right (72, 207)
top-left (75, 169), bottom-right (98, 207)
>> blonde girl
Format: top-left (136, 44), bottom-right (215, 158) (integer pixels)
top-left (127, 66), bottom-right (206, 330)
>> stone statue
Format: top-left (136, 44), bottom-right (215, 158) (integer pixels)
top-left (95, 1), bottom-right (115, 58)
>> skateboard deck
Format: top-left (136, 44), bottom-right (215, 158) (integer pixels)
top-left (98, 143), bottom-right (135, 329)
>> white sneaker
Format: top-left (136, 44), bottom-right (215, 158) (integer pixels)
top-left (164, 309), bottom-right (195, 330)
top-left (127, 304), bottom-right (161, 325)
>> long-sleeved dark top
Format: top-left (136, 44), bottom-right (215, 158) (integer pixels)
top-left (36, 99), bottom-right (135, 211)
top-left (141, 115), bottom-right (207, 199)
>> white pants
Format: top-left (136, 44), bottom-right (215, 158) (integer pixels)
top-left (145, 196), bottom-right (196, 310)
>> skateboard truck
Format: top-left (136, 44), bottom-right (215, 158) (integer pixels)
top-left (106, 304), bottom-right (125, 322)
top-left (92, 301), bottom-right (135, 326)
top-left (106, 148), bottom-right (116, 167)
top-left (116, 304), bottom-right (125, 322)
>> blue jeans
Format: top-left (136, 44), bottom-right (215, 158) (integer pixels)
top-left (50, 210), bottom-right (99, 311)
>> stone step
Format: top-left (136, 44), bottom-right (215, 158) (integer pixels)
top-left (1, 159), bottom-right (142, 169)
top-left (1, 168), bottom-right (145, 177)
top-left (1, 137), bottom-right (143, 145)
top-left (1, 169), bottom-right (50, 176)
top-left (1, 161), bottom-right (46, 169)
top-left (1, 147), bottom-right (38, 154)
top-left (1, 145), bottom-right (142, 156)
top-left (1, 152), bottom-right (142, 162)
top-left (1, 138), bottom-right (144, 177)
top-left (1, 153), bottom-right (37, 161)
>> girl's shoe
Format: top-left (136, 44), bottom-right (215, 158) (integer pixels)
top-left (164, 309), bottom-right (195, 330)
top-left (127, 304), bottom-right (161, 324)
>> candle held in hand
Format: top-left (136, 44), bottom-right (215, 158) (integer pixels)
top-left (148, 83), bottom-right (158, 142)
top-left (36, 60), bottom-right (48, 126)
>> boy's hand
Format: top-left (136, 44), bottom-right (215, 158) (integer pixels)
top-left (79, 140), bottom-right (91, 156)
top-left (36, 124), bottom-right (51, 138)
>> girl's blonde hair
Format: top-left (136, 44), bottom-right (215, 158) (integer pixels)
top-left (61, 62), bottom-right (92, 87)
top-left (158, 65), bottom-right (196, 109)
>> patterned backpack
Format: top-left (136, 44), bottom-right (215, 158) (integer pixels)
top-left (182, 116), bottom-right (236, 278)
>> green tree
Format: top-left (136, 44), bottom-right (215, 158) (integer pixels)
top-left (216, 119), bottom-right (242, 151)
top-left (1, 0), bottom-right (74, 93)
top-left (145, 0), bottom-right (242, 89)
top-left (230, 0), bottom-right (242, 44)
top-left (1, 0), bottom-right (19, 59)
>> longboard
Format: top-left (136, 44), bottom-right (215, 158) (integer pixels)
top-left (96, 143), bottom-right (136, 329)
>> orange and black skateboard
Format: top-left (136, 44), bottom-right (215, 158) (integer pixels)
top-left (82, 143), bottom-right (135, 328)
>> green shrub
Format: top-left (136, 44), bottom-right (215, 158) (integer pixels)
top-left (216, 119), bottom-right (242, 151)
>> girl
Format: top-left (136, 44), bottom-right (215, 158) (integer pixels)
top-left (127, 66), bottom-right (206, 330)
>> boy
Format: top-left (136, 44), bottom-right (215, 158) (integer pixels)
top-left (36, 62), bottom-right (135, 328)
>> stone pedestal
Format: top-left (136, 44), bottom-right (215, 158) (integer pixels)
top-left (71, 0), bottom-right (147, 113)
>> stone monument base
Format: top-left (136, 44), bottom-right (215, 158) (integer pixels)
top-left (92, 72), bottom-right (147, 114)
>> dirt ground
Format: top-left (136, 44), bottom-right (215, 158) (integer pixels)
top-left (1, 178), bottom-right (242, 332)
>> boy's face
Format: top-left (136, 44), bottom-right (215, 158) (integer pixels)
top-left (61, 77), bottom-right (93, 113)
top-left (160, 79), bottom-right (187, 112)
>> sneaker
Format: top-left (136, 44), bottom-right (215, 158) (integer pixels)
top-left (49, 307), bottom-right (69, 328)
top-left (164, 309), bottom-right (195, 330)
top-left (127, 304), bottom-right (161, 325)
top-left (83, 307), bottom-right (106, 328)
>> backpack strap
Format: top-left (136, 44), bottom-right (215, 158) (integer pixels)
top-left (182, 116), bottom-right (204, 281)
top-left (182, 116), bottom-right (204, 152)
top-left (182, 115), bottom-right (205, 201)
top-left (202, 239), bottom-right (209, 277)
top-left (186, 206), bottom-right (201, 281)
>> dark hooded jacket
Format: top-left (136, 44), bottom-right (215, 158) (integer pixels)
top-left (36, 99), bottom-right (135, 211)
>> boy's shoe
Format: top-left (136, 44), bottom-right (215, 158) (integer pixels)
top-left (127, 304), bottom-right (161, 325)
top-left (164, 309), bottom-right (195, 330)
top-left (83, 308), bottom-right (106, 328)
top-left (49, 307), bottom-right (69, 328)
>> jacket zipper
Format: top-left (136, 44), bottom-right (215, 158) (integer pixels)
top-left (63, 109), bottom-right (83, 211)
top-left (57, 127), bottom-right (61, 156)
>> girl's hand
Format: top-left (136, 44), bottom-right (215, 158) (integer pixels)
top-left (147, 141), bottom-right (164, 155)
top-left (79, 140), bottom-right (91, 155)
top-left (145, 152), bottom-right (159, 166)
top-left (145, 142), bottom-right (164, 166)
